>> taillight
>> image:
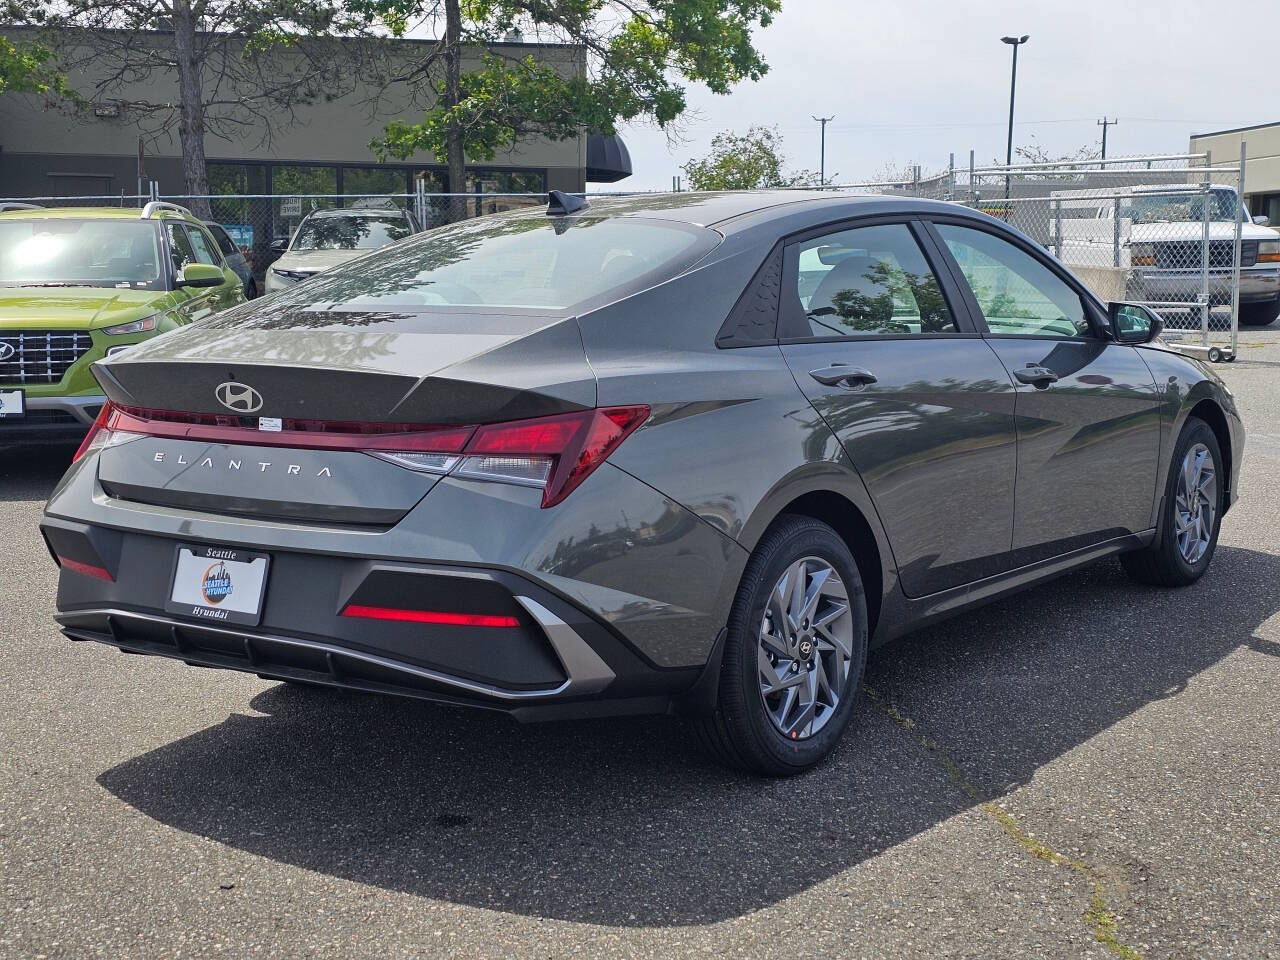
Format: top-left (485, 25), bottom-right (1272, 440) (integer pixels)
top-left (72, 402), bottom-right (115, 463)
top-left (456, 406), bottom-right (649, 507)
top-left (78, 401), bottom-right (649, 508)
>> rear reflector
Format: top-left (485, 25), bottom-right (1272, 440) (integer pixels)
top-left (57, 555), bottom-right (113, 582)
top-left (340, 604), bottom-right (519, 628)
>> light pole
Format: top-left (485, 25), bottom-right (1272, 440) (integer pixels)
top-left (813, 115), bottom-right (834, 187)
top-left (1001, 34), bottom-right (1029, 200)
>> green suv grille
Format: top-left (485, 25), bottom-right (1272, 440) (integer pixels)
top-left (0, 330), bottom-right (93, 384)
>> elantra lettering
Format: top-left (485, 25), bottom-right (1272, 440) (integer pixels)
top-left (150, 450), bottom-right (332, 477)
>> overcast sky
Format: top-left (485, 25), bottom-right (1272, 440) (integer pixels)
top-left (615, 0), bottom-right (1278, 191)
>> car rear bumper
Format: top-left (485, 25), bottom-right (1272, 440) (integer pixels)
top-left (41, 453), bottom-right (744, 718)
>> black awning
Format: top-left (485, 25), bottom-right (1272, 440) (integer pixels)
top-left (585, 133), bottom-right (632, 183)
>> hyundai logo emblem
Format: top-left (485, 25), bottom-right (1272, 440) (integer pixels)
top-left (0, 342), bottom-right (15, 362)
top-left (215, 381), bottom-right (264, 413)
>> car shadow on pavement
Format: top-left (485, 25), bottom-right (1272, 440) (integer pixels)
top-left (0, 441), bottom-right (77, 502)
top-left (97, 545), bottom-right (1279, 927)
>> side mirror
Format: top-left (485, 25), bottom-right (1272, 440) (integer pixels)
top-left (269, 238), bottom-right (288, 253)
top-left (1109, 301), bottom-right (1164, 344)
top-left (177, 263), bottom-right (225, 288)
top-left (1254, 215), bottom-right (1271, 227)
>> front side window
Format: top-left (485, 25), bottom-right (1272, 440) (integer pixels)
top-left (936, 223), bottom-right (1092, 338)
top-left (166, 222), bottom-right (198, 273)
top-left (290, 212), bottom-right (413, 252)
top-left (267, 214), bottom-right (716, 312)
top-left (0, 219), bottom-right (163, 290)
top-left (790, 223), bottom-right (957, 337)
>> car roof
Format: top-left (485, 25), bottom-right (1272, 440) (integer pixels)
top-left (0, 205), bottom-right (203, 224)
top-left (499, 191), bottom-right (984, 235)
top-left (306, 206), bottom-right (408, 219)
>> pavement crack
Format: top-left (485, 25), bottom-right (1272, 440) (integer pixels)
top-left (863, 684), bottom-right (1143, 960)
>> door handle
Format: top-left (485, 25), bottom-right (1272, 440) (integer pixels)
top-left (1013, 364), bottom-right (1059, 386)
top-left (809, 364), bottom-right (878, 388)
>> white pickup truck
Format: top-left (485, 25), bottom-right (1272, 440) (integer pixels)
top-left (1049, 184), bottom-right (1280, 326)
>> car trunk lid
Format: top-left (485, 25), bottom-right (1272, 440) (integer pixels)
top-left (90, 308), bottom-right (596, 524)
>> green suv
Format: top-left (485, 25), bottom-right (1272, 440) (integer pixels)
top-left (0, 202), bottom-right (245, 438)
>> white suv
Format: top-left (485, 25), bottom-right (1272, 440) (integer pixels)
top-left (266, 203), bottom-right (420, 293)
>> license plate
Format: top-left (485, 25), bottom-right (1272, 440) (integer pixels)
top-left (0, 389), bottom-right (24, 419)
top-left (166, 544), bottom-right (270, 626)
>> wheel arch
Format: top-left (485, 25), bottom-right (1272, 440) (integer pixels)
top-left (1186, 396), bottom-right (1233, 510)
top-left (771, 490), bottom-right (886, 638)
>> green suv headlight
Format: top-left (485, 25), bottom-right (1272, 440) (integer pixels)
top-left (102, 315), bottom-right (158, 336)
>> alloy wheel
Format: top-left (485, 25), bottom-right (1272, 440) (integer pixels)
top-left (757, 556), bottom-right (853, 740)
top-left (1174, 441), bottom-right (1217, 565)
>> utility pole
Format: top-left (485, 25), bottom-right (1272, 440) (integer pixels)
top-left (812, 115), bottom-right (834, 187)
top-left (1097, 117), bottom-right (1118, 160)
top-left (1001, 34), bottom-right (1029, 201)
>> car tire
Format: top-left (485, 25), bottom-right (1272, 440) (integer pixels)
top-left (246, 279), bottom-right (259, 299)
top-left (694, 515), bottom-right (868, 777)
top-left (1239, 298), bottom-right (1280, 326)
top-left (1120, 417), bottom-right (1224, 587)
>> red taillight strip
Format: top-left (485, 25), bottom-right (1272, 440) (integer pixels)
top-left (340, 604), bottom-right (520, 628)
top-left (106, 404), bottom-right (475, 453)
top-left (58, 556), bottom-right (113, 582)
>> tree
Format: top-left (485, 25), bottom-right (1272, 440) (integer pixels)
top-left (10, 1), bottom-right (376, 215)
top-left (358, 0), bottom-right (782, 219)
top-left (681, 124), bottom-right (818, 191)
top-left (0, 33), bottom-right (75, 97)
top-left (1011, 134), bottom-right (1102, 167)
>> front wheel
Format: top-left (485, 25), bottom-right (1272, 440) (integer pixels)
top-left (694, 516), bottom-right (868, 776)
top-left (1121, 417), bottom-right (1223, 586)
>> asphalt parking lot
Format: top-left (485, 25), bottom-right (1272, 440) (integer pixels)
top-left (3, 333), bottom-right (1280, 959)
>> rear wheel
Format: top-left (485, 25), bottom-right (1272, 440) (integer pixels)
top-left (1121, 417), bottom-right (1223, 586)
top-left (694, 516), bottom-right (868, 776)
top-left (1239, 298), bottom-right (1280, 327)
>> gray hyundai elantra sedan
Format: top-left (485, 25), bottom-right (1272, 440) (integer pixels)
top-left (41, 190), bottom-right (1242, 775)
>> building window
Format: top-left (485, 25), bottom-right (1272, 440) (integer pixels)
top-left (466, 170), bottom-right (547, 216)
top-left (343, 167), bottom-right (409, 198)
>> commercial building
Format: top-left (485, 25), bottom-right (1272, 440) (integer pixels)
top-left (0, 29), bottom-right (632, 225)
top-left (1189, 123), bottom-right (1280, 223)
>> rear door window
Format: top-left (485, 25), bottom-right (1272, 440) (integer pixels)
top-left (786, 223), bottom-right (958, 338)
top-left (184, 226), bottom-right (220, 265)
top-left (209, 226), bottom-right (239, 257)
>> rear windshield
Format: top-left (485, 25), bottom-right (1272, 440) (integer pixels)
top-left (291, 212), bottom-right (413, 252)
top-left (275, 215), bottom-right (716, 312)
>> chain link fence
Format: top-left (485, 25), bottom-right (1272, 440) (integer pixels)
top-left (2, 148), bottom-right (1266, 360)
top-left (814, 148), bottom-right (1259, 360)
